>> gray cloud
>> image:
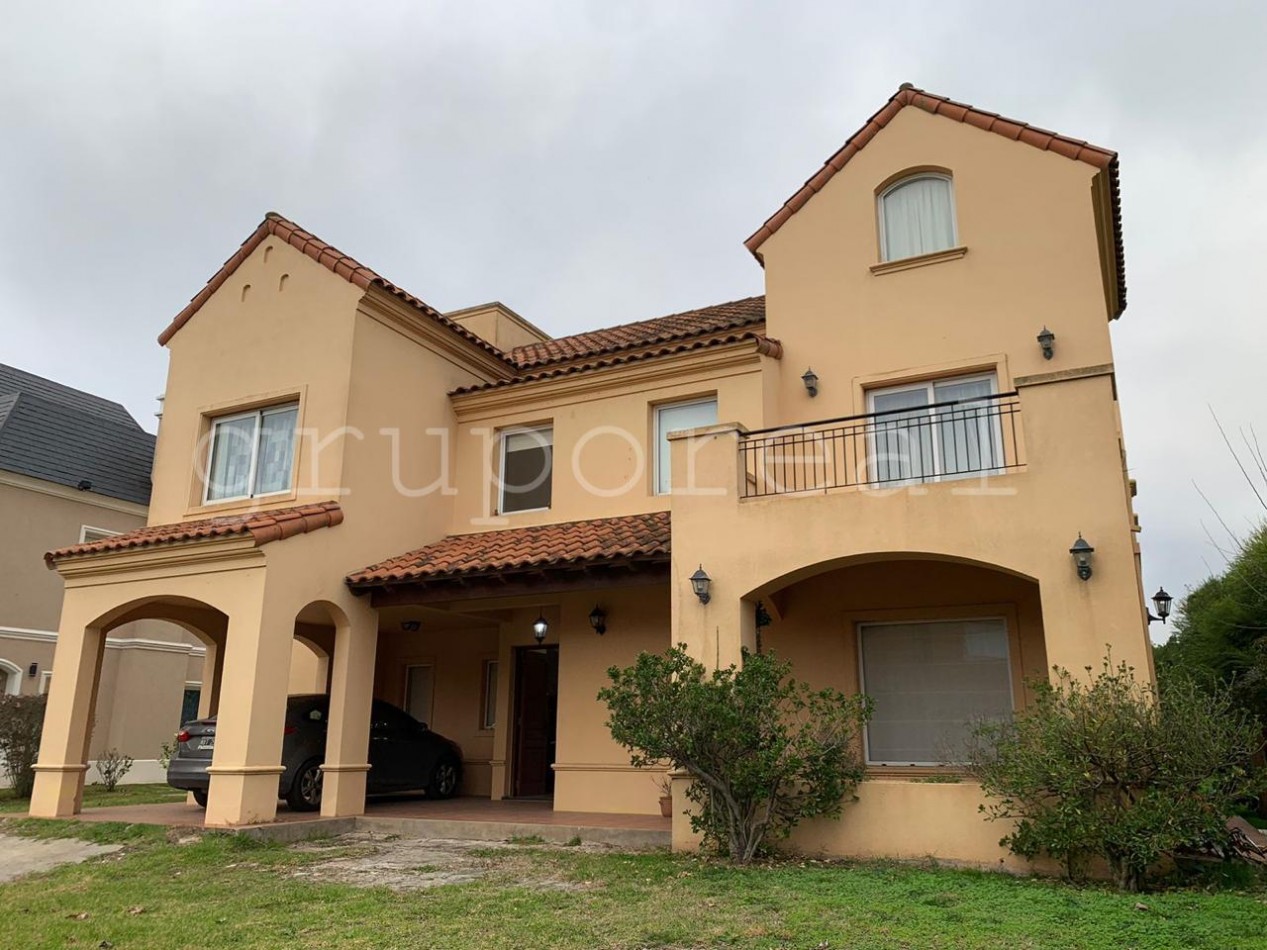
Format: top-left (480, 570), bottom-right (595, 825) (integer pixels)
top-left (3, 1), bottom-right (1264, 641)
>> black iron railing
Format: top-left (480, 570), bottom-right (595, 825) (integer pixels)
top-left (740, 392), bottom-right (1023, 498)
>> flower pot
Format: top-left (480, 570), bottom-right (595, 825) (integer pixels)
top-left (659, 795), bottom-right (673, 818)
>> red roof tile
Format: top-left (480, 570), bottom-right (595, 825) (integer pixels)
top-left (454, 331), bottom-right (782, 396)
top-left (45, 501), bottom-right (344, 565)
top-left (508, 296), bottom-right (765, 369)
top-left (346, 511), bottom-right (671, 587)
top-left (744, 84), bottom-right (1126, 317)
top-left (158, 214), bottom-right (518, 366)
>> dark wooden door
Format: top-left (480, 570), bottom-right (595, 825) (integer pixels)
top-left (513, 646), bottom-right (558, 797)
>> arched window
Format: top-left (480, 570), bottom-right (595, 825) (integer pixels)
top-left (0, 659), bottom-right (21, 696)
top-left (878, 174), bottom-right (957, 262)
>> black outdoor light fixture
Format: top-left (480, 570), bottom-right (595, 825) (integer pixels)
top-left (1069, 534), bottom-right (1095, 581)
top-left (532, 614), bottom-right (549, 643)
top-left (1148, 587), bottom-right (1173, 625)
top-left (589, 605), bottom-right (607, 636)
top-left (27, 662), bottom-right (38, 679)
top-left (1037, 326), bottom-right (1056, 360)
top-left (399, 619), bottom-right (421, 633)
top-left (689, 565), bottom-right (712, 605)
top-left (755, 601), bottom-right (772, 629)
top-left (801, 367), bottom-right (820, 397)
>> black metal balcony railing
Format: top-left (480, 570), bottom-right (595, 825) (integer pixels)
top-left (739, 391), bottom-right (1023, 499)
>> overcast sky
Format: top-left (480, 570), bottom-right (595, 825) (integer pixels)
top-left (2, 2), bottom-right (1264, 641)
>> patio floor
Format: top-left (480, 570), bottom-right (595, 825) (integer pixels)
top-left (72, 795), bottom-right (672, 848)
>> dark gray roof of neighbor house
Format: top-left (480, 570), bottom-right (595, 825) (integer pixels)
top-left (0, 365), bottom-right (155, 505)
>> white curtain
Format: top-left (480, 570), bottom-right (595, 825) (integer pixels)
top-left (881, 176), bottom-right (955, 261)
top-left (254, 405), bottom-right (298, 495)
top-left (206, 415), bottom-right (256, 500)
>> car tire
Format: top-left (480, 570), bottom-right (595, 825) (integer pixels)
top-left (427, 754), bottom-right (461, 799)
top-left (285, 758), bottom-right (323, 812)
top-left (192, 789), bottom-right (208, 808)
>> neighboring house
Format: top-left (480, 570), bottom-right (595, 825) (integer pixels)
top-left (31, 85), bottom-right (1152, 867)
top-left (0, 364), bottom-right (205, 784)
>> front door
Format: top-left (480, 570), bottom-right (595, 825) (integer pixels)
top-left (513, 645), bottom-right (558, 798)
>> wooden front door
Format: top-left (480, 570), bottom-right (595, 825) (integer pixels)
top-left (513, 645), bottom-right (558, 798)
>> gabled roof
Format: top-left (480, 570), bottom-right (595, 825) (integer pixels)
top-left (346, 511), bottom-right (671, 588)
top-left (0, 365), bottom-right (155, 505)
top-left (508, 296), bottom-right (766, 369)
top-left (157, 213), bottom-right (518, 368)
top-left (744, 84), bottom-right (1125, 316)
top-left (45, 501), bottom-right (343, 565)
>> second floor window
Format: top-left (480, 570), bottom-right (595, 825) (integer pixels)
top-left (655, 398), bottom-right (718, 494)
top-left (204, 402), bottom-right (298, 503)
top-left (499, 426), bottom-right (553, 514)
top-left (867, 374), bottom-right (999, 484)
top-left (879, 173), bottom-right (956, 262)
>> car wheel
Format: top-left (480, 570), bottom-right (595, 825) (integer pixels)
top-left (285, 758), bottom-right (323, 811)
top-left (192, 789), bottom-right (208, 808)
top-left (427, 755), bottom-right (461, 799)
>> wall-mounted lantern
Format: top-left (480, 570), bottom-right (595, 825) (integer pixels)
top-left (755, 602), bottom-right (772, 629)
top-left (1037, 326), bottom-right (1056, 360)
top-left (532, 614), bottom-right (549, 643)
top-left (1148, 587), bottom-right (1173, 625)
top-left (689, 566), bottom-right (712, 605)
top-left (1069, 534), bottom-right (1095, 581)
top-left (27, 662), bottom-right (38, 679)
top-left (801, 367), bottom-right (820, 397)
top-left (589, 605), bottom-right (607, 636)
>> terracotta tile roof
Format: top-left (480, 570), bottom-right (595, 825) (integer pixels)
top-left (158, 213), bottom-right (518, 366)
top-left (45, 501), bottom-right (343, 565)
top-left (346, 511), bottom-right (671, 587)
top-left (744, 84), bottom-right (1126, 317)
top-left (508, 296), bottom-right (765, 369)
top-left (454, 331), bottom-right (782, 396)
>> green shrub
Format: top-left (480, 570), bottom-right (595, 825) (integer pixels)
top-left (966, 658), bottom-right (1265, 891)
top-left (599, 645), bottom-right (871, 863)
top-left (0, 693), bottom-right (47, 798)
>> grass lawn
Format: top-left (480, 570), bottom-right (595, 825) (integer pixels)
top-left (2, 820), bottom-right (1266, 949)
top-left (0, 783), bottom-right (186, 814)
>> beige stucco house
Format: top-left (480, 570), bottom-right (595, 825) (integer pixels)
top-left (31, 85), bottom-right (1153, 867)
top-left (0, 364), bottom-right (207, 784)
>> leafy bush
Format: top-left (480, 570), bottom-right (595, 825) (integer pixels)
top-left (966, 659), bottom-right (1265, 891)
top-left (599, 645), bottom-right (871, 863)
top-left (157, 736), bottom-right (177, 770)
top-left (0, 694), bottom-right (47, 798)
top-left (94, 748), bottom-right (133, 791)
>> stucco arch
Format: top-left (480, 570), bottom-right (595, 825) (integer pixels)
top-left (0, 658), bottom-right (22, 695)
top-left (89, 595), bottom-right (229, 643)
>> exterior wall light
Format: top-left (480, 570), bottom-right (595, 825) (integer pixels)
top-left (400, 620), bottom-right (421, 632)
top-left (755, 601), bottom-right (772, 629)
top-left (589, 606), bottom-right (607, 635)
top-left (532, 615), bottom-right (549, 643)
top-left (689, 566), bottom-right (712, 605)
top-left (1037, 326), bottom-right (1056, 360)
top-left (1069, 534), bottom-right (1095, 581)
top-left (801, 367), bottom-right (820, 397)
top-left (27, 662), bottom-right (38, 678)
top-left (1148, 587), bottom-right (1173, 624)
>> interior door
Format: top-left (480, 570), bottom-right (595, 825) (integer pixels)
top-left (513, 646), bottom-right (559, 798)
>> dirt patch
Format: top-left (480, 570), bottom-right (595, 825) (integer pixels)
top-left (289, 831), bottom-right (609, 891)
top-left (0, 833), bottom-right (122, 883)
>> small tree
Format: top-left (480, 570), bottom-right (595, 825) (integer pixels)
top-left (94, 749), bottom-right (134, 791)
top-left (966, 658), bottom-right (1265, 891)
top-left (0, 694), bottom-right (47, 798)
top-left (599, 645), bottom-right (871, 863)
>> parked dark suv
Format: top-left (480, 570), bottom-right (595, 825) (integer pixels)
top-left (167, 694), bottom-right (463, 811)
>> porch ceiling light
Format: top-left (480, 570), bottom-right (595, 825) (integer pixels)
top-left (1069, 534), bottom-right (1095, 581)
top-left (1149, 587), bottom-right (1173, 625)
top-left (689, 565), bottom-right (712, 605)
top-left (1037, 326), bottom-right (1056, 360)
top-left (801, 367), bottom-right (820, 397)
top-left (532, 614), bottom-right (549, 643)
top-left (588, 605), bottom-right (607, 636)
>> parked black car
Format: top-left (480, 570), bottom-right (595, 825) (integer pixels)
top-left (167, 694), bottom-right (462, 811)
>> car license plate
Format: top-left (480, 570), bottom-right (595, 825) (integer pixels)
top-left (197, 737), bottom-right (215, 750)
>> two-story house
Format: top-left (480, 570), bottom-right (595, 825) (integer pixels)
top-left (0, 364), bottom-right (206, 784)
top-left (31, 85), bottom-right (1152, 868)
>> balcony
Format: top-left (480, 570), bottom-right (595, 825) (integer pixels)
top-left (740, 392), bottom-right (1023, 499)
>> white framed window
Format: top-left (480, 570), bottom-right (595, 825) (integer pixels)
top-left (654, 398), bottom-right (718, 494)
top-left (79, 525), bottom-right (120, 544)
top-left (404, 664), bottom-right (435, 727)
top-left (0, 659), bottom-right (21, 696)
top-left (867, 373), bottom-right (999, 484)
top-left (498, 426), bottom-right (553, 514)
top-left (38, 670), bottom-right (52, 695)
top-left (480, 659), bottom-right (499, 730)
top-left (203, 402), bottom-right (299, 504)
top-left (878, 173), bottom-right (957, 262)
top-left (859, 618), bottom-right (1013, 766)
